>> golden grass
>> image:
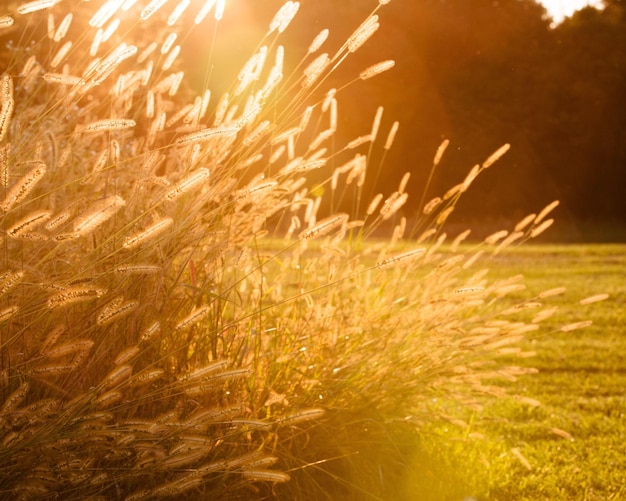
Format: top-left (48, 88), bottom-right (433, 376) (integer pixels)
top-left (0, 0), bottom-right (598, 498)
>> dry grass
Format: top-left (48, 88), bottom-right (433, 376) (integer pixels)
top-left (0, 1), bottom-right (598, 499)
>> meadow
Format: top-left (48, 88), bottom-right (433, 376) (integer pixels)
top-left (0, 1), bottom-right (620, 499)
top-left (398, 244), bottom-right (626, 501)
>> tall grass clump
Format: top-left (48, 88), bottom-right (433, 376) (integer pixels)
top-left (0, 1), bottom-right (602, 499)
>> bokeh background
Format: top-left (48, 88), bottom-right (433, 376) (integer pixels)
top-left (198, 0), bottom-right (625, 241)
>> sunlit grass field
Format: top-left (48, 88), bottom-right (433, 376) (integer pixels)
top-left (395, 244), bottom-right (626, 501)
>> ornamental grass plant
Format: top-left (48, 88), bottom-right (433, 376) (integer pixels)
top-left (0, 1), bottom-right (602, 499)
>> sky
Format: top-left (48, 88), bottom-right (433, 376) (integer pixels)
top-left (538, 0), bottom-right (604, 24)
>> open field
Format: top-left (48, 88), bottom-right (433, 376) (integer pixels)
top-left (395, 244), bottom-right (626, 501)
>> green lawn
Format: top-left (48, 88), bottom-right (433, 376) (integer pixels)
top-left (398, 244), bottom-right (626, 501)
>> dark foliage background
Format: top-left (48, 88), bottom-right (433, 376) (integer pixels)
top-left (233, 0), bottom-right (626, 241)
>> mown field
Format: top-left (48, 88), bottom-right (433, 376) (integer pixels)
top-left (394, 244), bottom-right (626, 501)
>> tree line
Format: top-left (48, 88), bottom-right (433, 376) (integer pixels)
top-left (279, 0), bottom-right (626, 240)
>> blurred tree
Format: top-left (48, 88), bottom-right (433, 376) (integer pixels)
top-left (319, 0), bottom-right (625, 237)
top-left (233, 0), bottom-right (625, 238)
top-left (386, 0), bottom-right (556, 223)
top-left (540, 0), bottom-right (626, 228)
